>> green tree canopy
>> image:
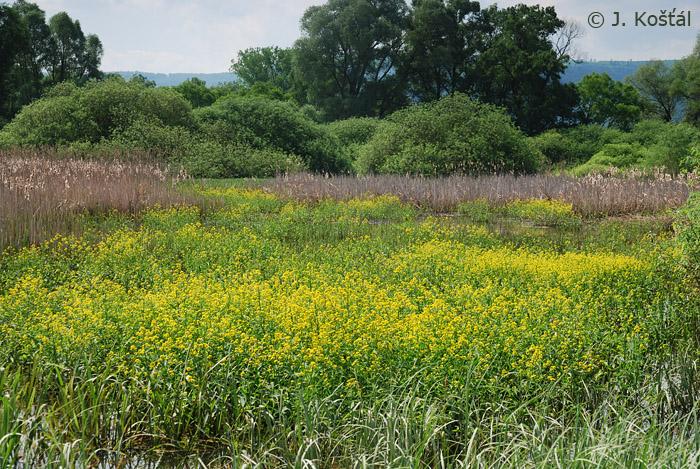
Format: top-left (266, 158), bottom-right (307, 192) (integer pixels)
top-left (230, 46), bottom-right (294, 93)
top-left (625, 60), bottom-right (681, 122)
top-left (576, 72), bottom-right (643, 131)
top-left (9, 0), bottom-right (49, 105)
top-left (293, 0), bottom-right (409, 120)
top-left (0, 2), bottom-right (103, 126)
top-left (0, 4), bottom-right (26, 124)
top-left (672, 34), bottom-right (700, 125)
top-left (172, 77), bottom-right (216, 108)
top-left (402, 0), bottom-right (480, 101)
top-left (470, 4), bottom-right (577, 135)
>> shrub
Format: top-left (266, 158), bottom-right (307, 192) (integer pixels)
top-left (326, 117), bottom-right (381, 148)
top-left (355, 94), bottom-right (543, 176)
top-left (529, 125), bottom-right (624, 166)
top-left (325, 117), bottom-right (381, 162)
top-left (0, 94), bottom-right (98, 145)
top-left (112, 117), bottom-right (302, 178)
top-left (195, 96), bottom-right (347, 173)
top-left (573, 120), bottom-right (700, 175)
top-left (573, 143), bottom-right (647, 176)
top-left (0, 76), bottom-right (195, 146)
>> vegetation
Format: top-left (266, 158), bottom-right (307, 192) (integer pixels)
top-left (573, 119), bottom-right (700, 175)
top-left (354, 94), bottom-right (542, 175)
top-left (267, 170), bottom-right (696, 216)
top-left (2, 154), bottom-right (700, 466)
top-left (0, 1), bottom-right (102, 125)
top-left (2, 2), bottom-right (700, 179)
top-left (0, 148), bottom-right (205, 249)
top-left (3, 0), bottom-right (700, 467)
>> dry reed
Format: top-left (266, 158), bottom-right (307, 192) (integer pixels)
top-left (266, 169), bottom-right (700, 216)
top-left (0, 147), bottom-right (204, 250)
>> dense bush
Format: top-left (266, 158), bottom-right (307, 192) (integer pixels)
top-left (572, 143), bottom-right (647, 176)
top-left (325, 117), bottom-right (381, 163)
top-left (529, 125), bottom-right (629, 167)
top-left (354, 94), bottom-right (543, 175)
top-left (111, 117), bottom-right (302, 178)
top-left (0, 77), bottom-right (195, 146)
top-left (573, 119), bottom-right (700, 175)
top-left (195, 96), bottom-right (347, 173)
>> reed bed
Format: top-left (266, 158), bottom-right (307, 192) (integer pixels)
top-left (266, 169), bottom-right (700, 216)
top-left (0, 148), bottom-right (206, 250)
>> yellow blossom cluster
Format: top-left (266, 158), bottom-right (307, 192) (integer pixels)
top-left (0, 190), bottom-right (675, 401)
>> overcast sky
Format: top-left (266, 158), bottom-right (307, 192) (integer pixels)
top-left (27, 0), bottom-right (700, 73)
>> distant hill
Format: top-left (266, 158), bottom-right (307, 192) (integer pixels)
top-left (561, 60), bottom-right (677, 84)
top-left (111, 71), bottom-right (238, 87)
top-left (112, 60), bottom-right (678, 88)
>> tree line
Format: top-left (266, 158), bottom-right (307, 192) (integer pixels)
top-left (0, 1), bottom-right (103, 125)
top-left (1, 0), bottom-right (700, 178)
top-left (230, 0), bottom-right (700, 134)
top-left (232, 0), bottom-right (579, 135)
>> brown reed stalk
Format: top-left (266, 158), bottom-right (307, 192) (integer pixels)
top-left (264, 169), bottom-right (699, 217)
top-left (0, 147), bottom-right (207, 250)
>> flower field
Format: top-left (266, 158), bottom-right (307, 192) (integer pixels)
top-left (1, 186), bottom-right (700, 467)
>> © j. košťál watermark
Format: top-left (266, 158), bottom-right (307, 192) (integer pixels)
top-left (588, 9), bottom-right (690, 28)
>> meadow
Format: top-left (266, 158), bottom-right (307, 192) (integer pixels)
top-left (2, 152), bottom-right (700, 467)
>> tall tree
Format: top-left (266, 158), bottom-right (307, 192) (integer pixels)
top-left (625, 60), bottom-right (681, 122)
top-left (11, 0), bottom-right (50, 102)
top-left (0, 3), bottom-right (26, 123)
top-left (230, 46), bottom-right (294, 92)
top-left (293, 0), bottom-right (409, 120)
top-left (672, 34), bottom-right (700, 125)
top-left (402, 0), bottom-right (480, 101)
top-left (576, 72), bottom-right (642, 130)
top-left (469, 4), bottom-right (577, 135)
top-left (46, 11), bottom-right (102, 84)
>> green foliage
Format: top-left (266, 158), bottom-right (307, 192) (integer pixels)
top-left (45, 11), bottom-right (103, 85)
top-left (196, 96), bottom-right (347, 172)
top-left (531, 124), bottom-right (627, 167)
top-left (355, 93), bottom-right (543, 175)
top-left (110, 117), bottom-right (302, 178)
top-left (470, 4), bottom-right (577, 135)
top-left (572, 119), bottom-right (700, 174)
top-left (230, 46), bottom-right (294, 92)
top-left (529, 131), bottom-right (581, 165)
top-left (402, 0), bottom-right (480, 101)
top-left (625, 60), bottom-right (682, 122)
top-left (234, 81), bottom-right (292, 101)
top-left (576, 72), bottom-right (643, 131)
top-left (294, 0), bottom-right (409, 120)
top-left (674, 191), bottom-right (700, 287)
top-left (172, 77), bottom-right (216, 108)
top-left (0, 2), bottom-right (103, 126)
top-left (325, 117), bottom-right (380, 162)
top-left (0, 4), bottom-right (26, 125)
top-left (573, 143), bottom-right (647, 175)
top-left (0, 76), bottom-right (195, 146)
top-left (669, 35), bottom-right (700, 125)
top-left (457, 198), bottom-right (492, 222)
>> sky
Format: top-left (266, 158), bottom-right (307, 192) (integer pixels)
top-left (27, 0), bottom-right (700, 73)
